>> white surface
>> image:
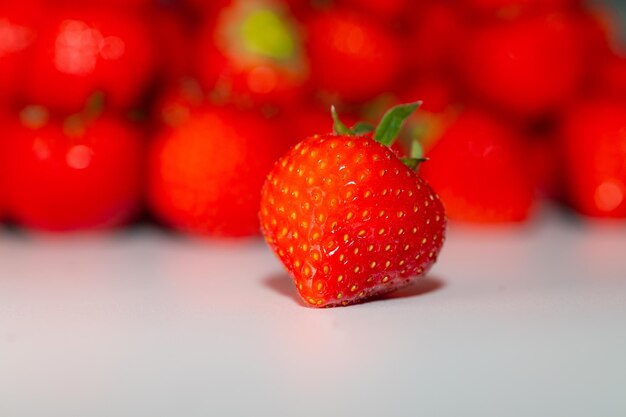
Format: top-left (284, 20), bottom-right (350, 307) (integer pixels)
top-left (0, 211), bottom-right (625, 417)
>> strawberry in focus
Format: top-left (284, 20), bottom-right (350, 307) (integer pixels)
top-left (260, 103), bottom-right (446, 307)
top-left (3, 107), bottom-right (144, 232)
top-left (148, 105), bottom-right (290, 237)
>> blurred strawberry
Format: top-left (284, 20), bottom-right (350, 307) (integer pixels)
top-left (54, 0), bottom-right (154, 11)
top-left (152, 77), bottom-right (206, 129)
top-left (21, 6), bottom-right (157, 112)
top-left (597, 54), bottom-right (626, 99)
top-left (336, 0), bottom-right (413, 22)
top-left (0, 0), bottom-right (44, 100)
top-left (150, 4), bottom-right (194, 81)
top-left (560, 98), bottom-right (626, 218)
top-left (526, 129), bottom-right (562, 199)
top-left (305, 9), bottom-right (403, 102)
top-left (181, 0), bottom-right (231, 16)
top-left (406, 2), bottom-right (465, 75)
top-left (148, 105), bottom-right (289, 237)
top-left (420, 109), bottom-right (534, 223)
top-left (460, 0), bottom-right (580, 19)
top-left (458, 12), bottom-right (587, 118)
top-left (195, 0), bottom-right (309, 107)
top-left (397, 75), bottom-right (457, 114)
top-left (3, 107), bottom-right (144, 232)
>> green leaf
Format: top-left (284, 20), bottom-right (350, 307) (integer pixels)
top-left (374, 101), bottom-right (422, 147)
top-left (401, 157), bottom-right (428, 171)
top-left (409, 139), bottom-right (424, 160)
top-left (331, 105), bottom-right (353, 136)
top-left (351, 122), bottom-right (375, 135)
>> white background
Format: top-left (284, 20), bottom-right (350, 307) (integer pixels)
top-left (0, 208), bottom-right (625, 417)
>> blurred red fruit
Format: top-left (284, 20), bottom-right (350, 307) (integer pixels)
top-left (21, 7), bottom-right (156, 112)
top-left (182, 0), bottom-right (231, 15)
top-left (420, 110), bottom-right (534, 223)
top-left (0, 0), bottom-right (44, 100)
top-left (598, 54), bottom-right (626, 99)
top-left (461, 0), bottom-right (580, 19)
top-left (195, 0), bottom-right (309, 107)
top-left (526, 130), bottom-right (562, 199)
top-left (55, 0), bottom-right (154, 10)
top-left (150, 5), bottom-right (193, 81)
top-left (148, 106), bottom-right (289, 237)
top-left (283, 103), bottom-right (359, 146)
top-left (406, 3), bottom-right (464, 75)
top-left (459, 12), bottom-right (586, 117)
top-left (337, 0), bottom-right (413, 22)
top-left (398, 76), bottom-right (457, 114)
top-left (305, 10), bottom-right (403, 102)
top-left (560, 99), bottom-right (626, 218)
top-left (3, 109), bottom-right (144, 231)
top-left (153, 77), bottom-right (206, 128)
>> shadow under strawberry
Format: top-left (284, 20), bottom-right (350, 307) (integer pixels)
top-left (263, 273), bottom-right (446, 307)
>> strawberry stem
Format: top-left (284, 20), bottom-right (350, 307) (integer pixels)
top-left (410, 139), bottom-right (424, 160)
top-left (331, 105), bottom-right (353, 135)
top-left (351, 121), bottom-right (374, 135)
top-left (373, 101), bottom-right (422, 147)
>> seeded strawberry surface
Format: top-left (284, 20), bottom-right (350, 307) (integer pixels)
top-left (260, 133), bottom-right (446, 307)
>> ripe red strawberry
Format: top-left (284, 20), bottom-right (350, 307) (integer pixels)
top-left (461, 0), bottom-right (580, 19)
top-left (148, 105), bottom-right (290, 237)
top-left (20, 6), bottom-right (156, 112)
top-left (3, 107), bottom-right (144, 232)
top-left (0, 0), bottom-right (44, 100)
top-left (337, 0), bottom-right (413, 22)
top-left (419, 109), bottom-right (534, 223)
top-left (597, 54), bottom-right (626, 100)
top-left (406, 2), bottom-right (465, 75)
top-left (305, 10), bottom-right (403, 103)
top-left (559, 98), bottom-right (626, 218)
top-left (458, 12), bottom-right (586, 118)
top-left (260, 103), bottom-right (446, 308)
top-left (194, 0), bottom-right (309, 107)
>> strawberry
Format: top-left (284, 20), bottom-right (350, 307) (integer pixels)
top-left (0, 0), bottom-right (44, 100)
top-left (194, 0), bottom-right (309, 107)
top-left (406, 2), bottom-right (465, 75)
top-left (419, 109), bottom-right (534, 223)
top-left (559, 98), bottom-right (626, 218)
top-left (458, 12), bottom-right (586, 118)
top-left (460, 0), bottom-right (580, 20)
top-left (336, 0), bottom-right (413, 22)
top-left (305, 9), bottom-right (403, 103)
top-left (3, 106), bottom-right (144, 232)
top-left (20, 6), bottom-right (156, 112)
top-left (260, 103), bottom-right (446, 308)
top-left (148, 104), bottom-right (290, 237)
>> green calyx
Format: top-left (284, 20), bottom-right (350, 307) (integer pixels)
top-left (241, 9), bottom-right (295, 61)
top-left (331, 102), bottom-right (425, 170)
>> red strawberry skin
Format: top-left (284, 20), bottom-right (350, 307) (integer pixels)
top-left (148, 105), bottom-right (289, 237)
top-left (305, 10), bottom-right (403, 102)
top-left (560, 99), bottom-right (626, 218)
top-left (3, 114), bottom-right (144, 232)
top-left (260, 134), bottom-right (446, 307)
top-left (420, 110), bottom-right (534, 223)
